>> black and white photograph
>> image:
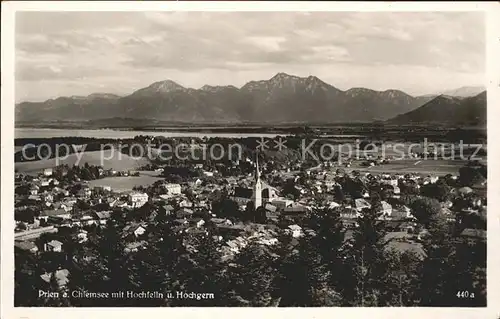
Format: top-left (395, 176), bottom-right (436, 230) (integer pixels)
top-left (2, 1), bottom-right (499, 315)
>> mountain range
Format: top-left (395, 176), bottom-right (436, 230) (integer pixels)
top-left (441, 86), bottom-right (485, 98)
top-left (388, 91), bottom-right (486, 125)
top-left (15, 73), bottom-right (486, 125)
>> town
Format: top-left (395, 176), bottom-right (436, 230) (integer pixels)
top-left (14, 136), bottom-right (487, 307)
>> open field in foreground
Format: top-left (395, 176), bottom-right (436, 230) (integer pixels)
top-left (15, 149), bottom-right (150, 175)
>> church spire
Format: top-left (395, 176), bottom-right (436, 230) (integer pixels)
top-left (253, 151), bottom-right (262, 210)
top-left (255, 152), bottom-right (261, 181)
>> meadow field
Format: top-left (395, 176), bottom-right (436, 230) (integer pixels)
top-left (346, 159), bottom-right (470, 176)
top-left (336, 142), bottom-right (486, 158)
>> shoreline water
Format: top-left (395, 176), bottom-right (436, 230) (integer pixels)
top-left (15, 127), bottom-right (368, 139)
top-left (15, 128), bottom-right (290, 139)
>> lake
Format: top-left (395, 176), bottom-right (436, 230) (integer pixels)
top-left (15, 128), bottom-right (365, 139)
top-left (15, 128), bottom-right (287, 139)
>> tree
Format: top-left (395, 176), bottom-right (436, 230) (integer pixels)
top-left (67, 220), bottom-right (131, 306)
top-left (378, 249), bottom-right (422, 306)
top-left (227, 242), bottom-right (278, 306)
top-left (212, 197), bottom-right (240, 219)
top-left (459, 164), bottom-right (486, 187)
top-left (255, 206), bottom-right (268, 224)
top-left (126, 245), bottom-right (172, 306)
top-left (421, 181), bottom-right (451, 202)
top-left (282, 179), bottom-right (300, 200)
top-left (399, 180), bottom-right (420, 196)
top-left (274, 234), bottom-right (336, 306)
top-left (417, 218), bottom-right (457, 306)
top-left (333, 185), bottom-right (345, 202)
top-left (341, 205), bottom-right (388, 306)
top-left (410, 197), bottom-right (441, 227)
top-left (454, 238), bottom-right (486, 306)
top-left (15, 249), bottom-right (41, 306)
top-left (18, 222), bottom-right (28, 230)
top-left (39, 271), bottom-right (71, 307)
top-left (243, 201), bottom-right (255, 222)
top-left (173, 230), bottom-right (230, 306)
top-left (343, 177), bottom-right (367, 198)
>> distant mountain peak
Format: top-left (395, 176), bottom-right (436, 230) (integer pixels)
top-left (271, 72), bottom-right (296, 79)
top-left (200, 85), bottom-right (214, 91)
top-left (69, 95), bottom-right (87, 100)
top-left (381, 89), bottom-right (411, 99)
top-left (146, 80), bottom-right (185, 93)
top-left (269, 72), bottom-right (302, 84)
top-left (388, 90), bottom-right (485, 125)
top-left (440, 86), bottom-right (486, 98)
top-left (474, 90), bottom-right (487, 99)
top-left (306, 75), bottom-right (320, 81)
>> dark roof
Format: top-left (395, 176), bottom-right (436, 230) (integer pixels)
top-left (216, 224), bottom-right (246, 234)
top-left (264, 203), bottom-right (277, 212)
top-left (460, 228), bottom-right (486, 239)
top-left (266, 211), bottom-right (280, 220)
top-left (95, 211), bottom-right (111, 219)
top-left (176, 208), bottom-right (193, 217)
top-left (234, 187), bottom-right (253, 199)
top-left (390, 210), bottom-right (410, 220)
top-left (41, 209), bottom-right (68, 217)
top-left (211, 218), bottom-right (229, 224)
top-left (217, 223), bottom-right (246, 230)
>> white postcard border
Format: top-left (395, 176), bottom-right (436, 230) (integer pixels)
top-left (2, 1), bottom-right (500, 318)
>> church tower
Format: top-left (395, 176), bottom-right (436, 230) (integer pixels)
top-left (253, 153), bottom-right (262, 210)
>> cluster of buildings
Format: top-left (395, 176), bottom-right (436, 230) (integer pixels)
top-left (14, 151), bottom-right (487, 284)
top-left (15, 168), bottom-right (186, 252)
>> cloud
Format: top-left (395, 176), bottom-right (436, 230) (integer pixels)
top-left (308, 46), bottom-right (351, 62)
top-left (15, 11), bottom-right (485, 102)
top-left (244, 36), bottom-right (286, 52)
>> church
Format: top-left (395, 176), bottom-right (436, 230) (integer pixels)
top-left (231, 155), bottom-right (280, 209)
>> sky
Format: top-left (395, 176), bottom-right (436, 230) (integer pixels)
top-left (15, 11), bottom-right (485, 102)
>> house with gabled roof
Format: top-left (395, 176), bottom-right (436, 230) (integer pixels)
top-left (45, 240), bottom-right (63, 252)
top-left (39, 208), bottom-right (71, 222)
top-left (123, 223), bottom-right (147, 238)
top-left (94, 211), bottom-right (111, 224)
top-left (355, 198), bottom-right (371, 212)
